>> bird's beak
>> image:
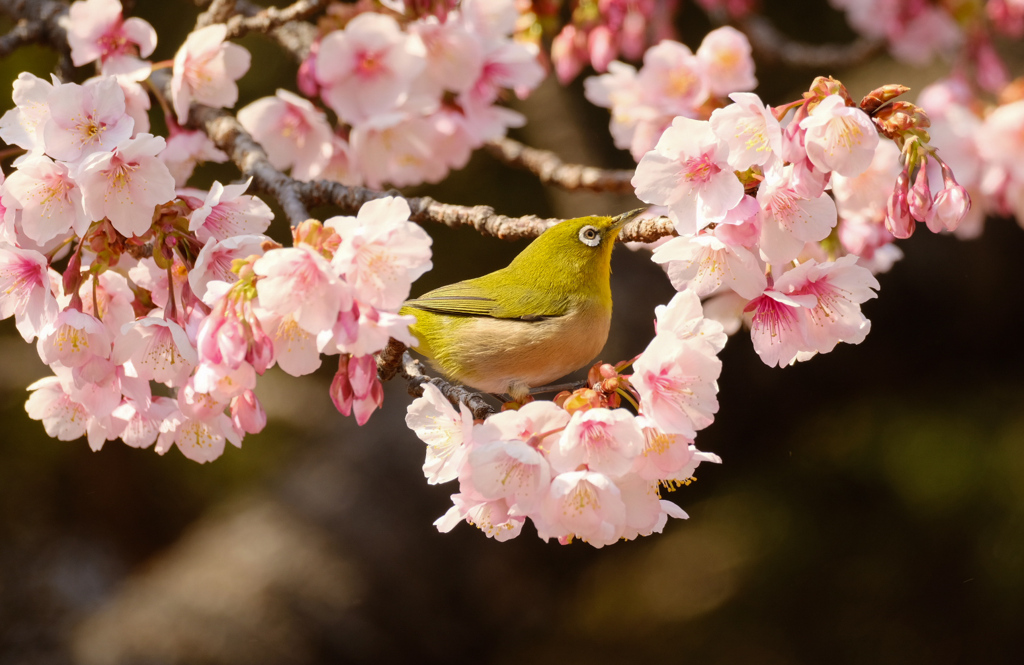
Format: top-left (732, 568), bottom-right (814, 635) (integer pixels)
top-left (610, 207), bottom-right (646, 232)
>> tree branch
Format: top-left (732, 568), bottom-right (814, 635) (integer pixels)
top-left (484, 136), bottom-right (637, 194)
top-left (397, 351), bottom-right (496, 420)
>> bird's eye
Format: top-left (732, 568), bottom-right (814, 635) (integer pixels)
top-left (579, 225), bottom-right (601, 247)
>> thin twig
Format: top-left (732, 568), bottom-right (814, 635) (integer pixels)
top-left (485, 137), bottom-right (637, 194)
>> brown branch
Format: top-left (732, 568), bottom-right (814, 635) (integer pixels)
top-left (0, 0), bottom-right (71, 76)
top-left (397, 351), bottom-right (496, 420)
top-left (484, 136), bottom-right (637, 194)
top-left (736, 14), bottom-right (883, 70)
top-left (223, 0), bottom-right (327, 43)
top-left (194, 0), bottom-right (235, 28)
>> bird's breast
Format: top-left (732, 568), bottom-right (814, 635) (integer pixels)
top-left (449, 303), bottom-right (612, 394)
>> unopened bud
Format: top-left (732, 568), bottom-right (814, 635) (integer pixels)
top-left (908, 164), bottom-right (932, 222)
top-left (859, 84), bottom-right (911, 114)
top-left (884, 170), bottom-right (914, 239)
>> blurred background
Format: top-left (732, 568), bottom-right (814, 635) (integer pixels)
top-left (2, 1), bottom-right (1024, 663)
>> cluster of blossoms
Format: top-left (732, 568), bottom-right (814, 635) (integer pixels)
top-left (627, 77), bottom-right (971, 367)
top-left (0, 0), bottom-right (441, 463)
top-left (912, 77), bottom-right (1024, 239)
top-left (239, 0), bottom-right (544, 189)
top-left (584, 26), bottom-right (757, 161)
top-left (407, 290), bottom-right (722, 546)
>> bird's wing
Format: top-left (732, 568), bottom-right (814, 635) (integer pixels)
top-left (403, 278), bottom-right (565, 321)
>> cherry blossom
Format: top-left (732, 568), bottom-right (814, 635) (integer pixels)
top-left (155, 407), bottom-right (240, 464)
top-left (25, 376), bottom-right (90, 442)
top-left (632, 334), bottom-right (722, 438)
top-left (0, 155), bottom-right (89, 243)
top-left (695, 26), bottom-right (757, 98)
top-left (757, 163), bottom-right (838, 266)
top-left (66, 0), bottom-right (157, 78)
top-left (0, 244), bottom-right (59, 342)
top-left (633, 116), bottom-right (745, 235)
top-left (330, 354), bottom-right (384, 425)
top-left (799, 94), bottom-right (879, 177)
top-left (654, 233), bottom-right (767, 300)
top-left (159, 127), bottom-right (228, 187)
top-left (314, 13), bottom-right (426, 125)
top-left (746, 287), bottom-right (816, 367)
top-left (237, 90), bottom-right (334, 181)
top-left (36, 309), bottom-right (112, 369)
top-left (0, 73), bottom-right (54, 158)
top-left (188, 179), bottom-right (274, 243)
top-left (536, 470), bottom-right (627, 548)
top-left (462, 439), bottom-right (552, 515)
top-left (549, 407), bottom-right (644, 478)
top-left (171, 24), bottom-right (251, 123)
top-left (327, 196), bottom-right (432, 311)
top-left (709, 92), bottom-right (782, 171)
top-left (42, 76), bottom-right (134, 163)
top-left (435, 493), bottom-right (524, 542)
top-left (635, 40), bottom-right (708, 118)
top-left (77, 133), bottom-right (176, 237)
top-left (405, 382), bottom-right (474, 485)
top-left (112, 317), bottom-right (197, 386)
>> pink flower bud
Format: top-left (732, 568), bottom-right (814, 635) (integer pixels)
top-left (926, 184), bottom-right (971, 233)
top-left (885, 170), bottom-right (915, 239)
top-left (231, 389), bottom-right (266, 434)
top-left (551, 25), bottom-right (584, 84)
top-left (619, 10), bottom-right (647, 60)
top-left (588, 25), bottom-right (617, 73)
top-left (908, 165), bottom-right (932, 222)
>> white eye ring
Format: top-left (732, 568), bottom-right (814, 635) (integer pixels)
top-left (579, 225), bottom-right (601, 247)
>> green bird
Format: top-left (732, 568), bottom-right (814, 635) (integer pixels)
top-left (400, 209), bottom-right (643, 401)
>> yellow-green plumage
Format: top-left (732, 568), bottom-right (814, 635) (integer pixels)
top-left (400, 210), bottom-right (642, 401)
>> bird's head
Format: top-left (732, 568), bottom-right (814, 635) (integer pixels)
top-left (510, 208), bottom-right (645, 277)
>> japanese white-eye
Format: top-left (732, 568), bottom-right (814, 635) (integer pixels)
top-left (401, 209), bottom-right (643, 401)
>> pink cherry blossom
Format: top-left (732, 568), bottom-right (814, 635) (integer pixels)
top-left (254, 245), bottom-right (349, 336)
top-left (77, 133), bottom-right (176, 237)
top-left (112, 317), bottom-right (197, 386)
top-left (462, 439), bottom-right (551, 515)
top-left (25, 376), bottom-right (89, 441)
top-left (616, 475), bottom-right (688, 541)
top-left (536, 470), bottom-right (627, 548)
top-left (709, 92), bottom-right (782, 170)
top-left (549, 407), bottom-right (644, 478)
top-left (757, 163), bottom-right (838, 265)
top-left (633, 116), bottom-right (745, 235)
top-left (327, 196), bottom-right (432, 311)
top-left (171, 24), bottom-right (251, 123)
top-left (112, 396), bottom-right (177, 449)
top-left (408, 15), bottom-right (484, 97)
top-left (774, 256), bottom-right (879, 354)
top-left (42, 76), bottom-right (134, 163)
top-left (36, 309), bottom-right (112, 369)
top-left (66, 0), bottom-right (157, 78)
top-left (631, 416), bottom-right (722, 482)
top-left (654, 233), bottom-right (767, 300)
top-left (799, 95), bottom-right (880, 178)
top-left (927, 183), bottom-right (971, 233)
top-left (0, 244), bottom-right (59, 342)
top-left (325, 301), bottom-right (417, 357)
top-left (256, 310), bottom-right (319, 377)
top-left (159, 127), bottom-right (228, 187)
top-left (405, 382), bottom-right (474, 484)
top-left (695, 26), bottom-right (757, 97)
top-left (348, 115), bottom-right (450, 189)
top-left (237, 90), bottom-right (334, 181)
top-left (635, 41), bottom-right (708, 117)
top-left (472, 400), bottom-right (571, 454)
top-left (632, 333), bottom-right (722, 438)
top-left (746, 288), bottom-right (816, 367)
top-left (831, 139), bottom-right (902, 224)
top-left (0, 155), bottom-right (89, 243)
top-left (120, 78), bottom-right (151, 134)
top-left (156, 407), bottom-right (240, 464)
top-left (314, 13), bottom-right (426, 125)
top-left (434, 493), bottom-right (524, 542)
top-left (188, 234), bottom-right (267, 300)
top-left (463, 39), bottom-right (544, 107)
top-left (188, 179), bottom-right (274, 244)
top-left (0, 73), bottom-right (54, 157)
top-left (192, 360), bottom-right (256, 403)
top-left (74, 270), bottom-right (137, 339)
top-left (653, 289), bottom-right (728, 356)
